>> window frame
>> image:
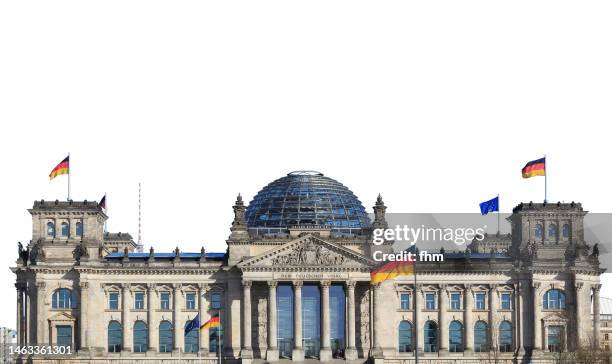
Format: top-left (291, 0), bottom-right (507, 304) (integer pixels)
top-left (134, 292), bottom-right (145, 310)
top-left (475, 292), bottom-right (486, 310)
top-left (500, 292), bottom-right (512, 310)
top-left (425, 293), bottom-right (436, 310)
top-left (399, 293), bottom-right (410, 310)
top-left (160, 292), bottom-right (171, 310)
top-left (450, 292), bottom-right (462, 310)
top-left (108, 292), bottom-right (120, 310)
top-left (186, 292), bottom-right (196, 310)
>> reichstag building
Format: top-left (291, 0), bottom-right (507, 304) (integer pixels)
top-left (12, 171), bottom-right (603, 363)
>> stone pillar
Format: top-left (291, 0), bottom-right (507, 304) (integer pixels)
top-left (594, 284), bottom-right (601, 348)
top-left (198, 284), bottom-right (209, 355)
top-left (266, 282), bottom-right (278, 361)
top-left (345, 281), bottom-right (357, 360)
top-left (79, 282), bottom-right (89, 351)
top-left (575, 282), bottom-right (583, 348)
top-left (464, 285), bottom-right (473, 353)
top-left (438, 285), bottom-right (448, 354)
top-left (121, 283), bottom-right (131, 352)
top-left (241, 280), bottom-right (253, 361)
top-left (173, 284), bottom-right (181, 353)
top-left (415, 285), bottom-right (423, 352)
top-left (533, 283), bottom-right (542, 351)
top-left (36, 281), bottom-right (46, 345)
top-left (16, 284), bottom-right (24, 345)
top-left (147, 284), bottom-right (155, 353)
top-left (488, 285), bottom-right (496, 350)
top-left (292, 281), bottom-right (304, 361)
top-left (517, 282), bottom-right (526, 354)
top-left (370, 283), bottom-right (383, 358)
top-left (320, 281), bottom-right (332, 361)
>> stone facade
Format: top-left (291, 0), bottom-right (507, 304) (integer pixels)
top-left (11, 194), bottom-right (604, 363)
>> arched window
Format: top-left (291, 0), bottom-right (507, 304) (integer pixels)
top-left (47, 222), bottom-right (55, 237)
top-left (61, 222), bottom-right (69, 237)
top-left (474, 321), bottom-right (488, 352)
top-left (52, 288), bottom-right (75, 309)
top-left (184, 320), bottom-right (199, 353)
top-left (76, 222), bottom-right (83, 237)
top-left (108, 321), bottom-right (122, 352)
top-left (562, 224), bottom-right (570, 238)
top-left (535, 223), bottom-right (543, 239)
top-left (133, 321), bottom-right (148, 353)
top-left (499, 321), bottom-right (513, 352)
top-left (424, 321), bottom-right (438, 352)
top-left (543, 289), bottom-right (566, 309)
top-left (159, 320), bottom-right (173, 353)
top-left (548, 224), bottom-right (557, 238)
top-left (398, 321), bottom-right (412, 352)
top-left (449, 321), bottom-right (463, 352)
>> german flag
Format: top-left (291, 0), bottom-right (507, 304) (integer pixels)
top-left (370, 258), bottom-right (414, 284)
top-left (49, 156), bottom-right (69, 180)
top-left (522, 157), bottom-right (546, 178)
top-left (200, 315), bottom-right (220, 330)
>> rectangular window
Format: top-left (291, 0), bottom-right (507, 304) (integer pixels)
top-left (109, 292), bottom-right (119, 310)
top-left (501, 293), bottom-right (511, 310)
top-left (475, 292), bottom-right (486, 309)
top-left (160, 292), bottom-right (170, 310)
top-left (134, 292), bottom-right (145, 309)
top-left (450, 293), bottom-right (461, 310)
top-left (400, 293), bottom-right (410, 310)
top-left (186, 293), bottom-right (196, 310)
top-left (56, 325), bottom-right (72, 348)
top-left (425, 293), bottom-right (436, 310)
top-left (211, 292), bottom-right (222, 309)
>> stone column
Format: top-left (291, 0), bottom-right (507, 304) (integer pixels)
top-left (594, 284), bottom-right (601, 347)
top-left (533, 283), bottom-right (542, 351)
top-left (36, 281), bottom-right (46, 345)
top-left (438, 285), bottom-right (448, 354)
top-left (266, 282), bottom-right (278, 361)
top-left (198, 283), bottom-right (209, 355)
top-left (370, 283), bottom-right (383, 358)
top-left (575, 282), bottom-right (583, 348)
top-left (488, 285), bottom-right (496, 350)
top-left (320, 281), bottom-right (332, 361)
top-left (241, 280), bottom-right (253, 360)
top-left (414, 285), bottom-right (423, 353)
top-left (173, 284), bottom-right (181, 353)
top-left (79, 282), bottom-right (89, 351)
top-left (147, 283), bottom-right (155, 353)
top-left (345, 281), bottom-right (357, 360)
top-left (121, 283), bottom-right (131, 352)
top-left (517, 282), bottom-right (526, 354)
top-left (15, 284), bottom-right (24, 345)
top-left (292, 281), bottom-right (304, 361)
top-left (464, 285), bottom-right (473, 353)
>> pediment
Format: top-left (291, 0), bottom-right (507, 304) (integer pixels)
top-left (542, 312), bottom-right (567, 323)
top-left (48, 311), bottom-right (76, 322)
top-left (238, 234), bottom-right (376, 271)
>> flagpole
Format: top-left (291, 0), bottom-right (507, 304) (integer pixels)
top-left (219, 309), bottom-right (222, 364)
top-left (413, 242), bottom-right (418, 364)
top-left (544, 154), bottom-right (547, 203)
top-left (67, 152), bottom-right (71, 201)
top-left (497, 194), bottom-right (500, 234)
top-left (104, 193), bottom-right (108, 233)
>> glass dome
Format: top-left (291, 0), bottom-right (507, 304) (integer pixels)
top-left (245, 171), bottom-right (370, 232)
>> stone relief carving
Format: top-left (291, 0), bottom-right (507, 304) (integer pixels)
top-left (356, 284), bottom-right (370, 350)
top-left (271, 239), bottom-right (346, 266)
top-left (252, 284), bottom-right (268, 356)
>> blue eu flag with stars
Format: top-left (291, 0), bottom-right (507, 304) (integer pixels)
top-left (184, 313), bottom-right (200, 335)
top-left (479, 196), bottom-right (499, 215)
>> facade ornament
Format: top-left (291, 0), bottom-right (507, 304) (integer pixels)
top-left (229, 194), bottom-right (250, 242)
top-left (173, 247), bottom-right (181, 263)
top-left (271, 238), bottom-right (346, 266)
top-left (292, 280), bottom-right (303, 287)
top-left (200, 247), bottom-right (206, 262)
top-left (148, 246), bottom-right (155, 263)
top-left (122, 247), bottom-right (130, 263)
top-left (242, 280), bottom-right (252, 288)
top-left (267, 281), bottom-right (278, 288)
top-left (372, 194), bottom-right (388, 230)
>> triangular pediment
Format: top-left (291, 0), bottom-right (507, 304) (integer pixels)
top-left (542, 312), bottom-right (567, 323)
top-left (238, 234), bottom-right (376, 271)
top-left (48, 311), bottom-right (76, 322)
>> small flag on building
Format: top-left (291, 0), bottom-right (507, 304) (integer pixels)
top-left (479, 196), bottom-right (499, 215)
top-left (370, 258), bottom-right (414, 284)
top-left (99, 195), bottom-right (107, 210)
top-left (522, 157), bottom-right (546, 178)
top-left (49, 156), bottom-right (70, 180)
top-left (201, 315), bottom-right (220, 330)
top-left (185, 314), bottom-right (200, 335)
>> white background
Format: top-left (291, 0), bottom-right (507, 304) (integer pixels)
top-left (1, 1), bottom-right (611, 329)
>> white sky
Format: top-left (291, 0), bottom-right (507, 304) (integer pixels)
top-left (1, 0), bottom-right (611, 329)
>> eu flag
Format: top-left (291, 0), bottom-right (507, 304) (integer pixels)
top-left (479, 196), bottom-right (499, 215)
top-left (185, 313), bottom-right (200, 335)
